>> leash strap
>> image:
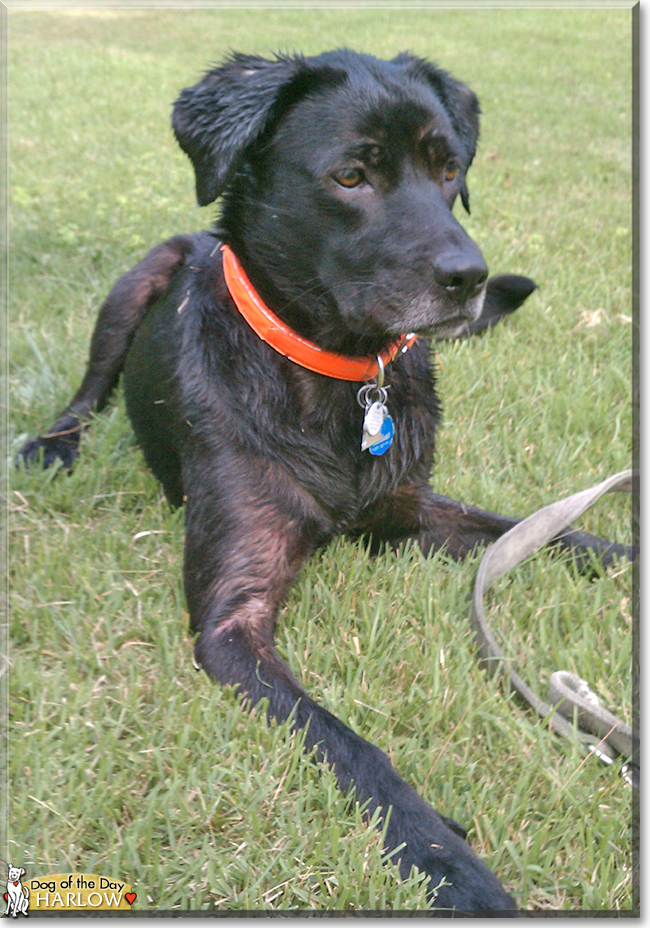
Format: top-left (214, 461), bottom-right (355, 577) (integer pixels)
top-left (470, 470), bottom-right (638, 787)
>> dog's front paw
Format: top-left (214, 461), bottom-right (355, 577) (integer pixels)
top-left (554, 526), bottom-right (639, 574)
top-left (391, 808), bottom-right (516, 912)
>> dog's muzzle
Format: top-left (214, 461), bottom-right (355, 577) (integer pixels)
top-left (433, 248), bottom-right (488, 309)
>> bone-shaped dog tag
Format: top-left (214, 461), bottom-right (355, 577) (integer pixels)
top-left (363, 401), bottom-right (386, 436)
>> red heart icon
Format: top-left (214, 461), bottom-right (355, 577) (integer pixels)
top-left (125, 892), bottom-right (136, 906)
top-left (3, 893), bottom-right (7, 901)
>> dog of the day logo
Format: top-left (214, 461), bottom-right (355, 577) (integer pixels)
top-left (4, 865), bottom-right (29, 918)
top-left (19, 872), bottom-right (136, 912)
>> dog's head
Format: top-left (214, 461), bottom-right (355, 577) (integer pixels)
top-left (173, 50), bottom-right (489, 352)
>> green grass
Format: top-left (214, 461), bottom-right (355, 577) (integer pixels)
top-left (7, 7), bottom-right (635, 913)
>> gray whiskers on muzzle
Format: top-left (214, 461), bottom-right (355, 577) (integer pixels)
top-left (396, 285), bottom-right (487, 338)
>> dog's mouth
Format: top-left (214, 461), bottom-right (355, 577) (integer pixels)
top-left (419, 315), bottom-right (474, 339)
top-left (383, 286), bottom-right (486, 341)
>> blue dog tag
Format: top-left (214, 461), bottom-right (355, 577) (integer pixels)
top-left (368, 414), bottom-right (394, 455)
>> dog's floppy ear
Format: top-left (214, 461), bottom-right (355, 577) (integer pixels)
top-left (392, 54), bottom-right (480, 162)
top-left (172, 54), bottom-right (301, 206)
top-left (173, 53), bottom-right (344, 207)
top-left (392, 54), bottom-right (480, 214)
top-left (460, 179), bottom-right (471, 214)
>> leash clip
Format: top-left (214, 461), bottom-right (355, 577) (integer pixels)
top-left (588, 742), bottom-right (615, 766)
top-left (620, 762), bottom-right (640, 789)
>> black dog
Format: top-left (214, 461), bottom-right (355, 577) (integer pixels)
top-left (20, 50), bottom-right (629, 910)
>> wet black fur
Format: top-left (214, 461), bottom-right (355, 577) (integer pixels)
top-left (19, 50), bottom-right (631, 912)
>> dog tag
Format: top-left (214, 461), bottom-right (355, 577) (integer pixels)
top-left (363, 401), bottom-right (386, 436)
top-left (357, 377), bottom-right (394, 456)
top-left (367, 414), bottom-right (394, 455)
top-left (361, 426), bottom-right (378, 451)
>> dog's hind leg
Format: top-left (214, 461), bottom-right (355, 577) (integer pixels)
top-left (18, 235), bottom-right (194, 471)
top-left (183, 454), bottom-right (516, 911)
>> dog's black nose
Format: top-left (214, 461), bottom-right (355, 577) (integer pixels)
top-left (433, 252), bottom-right (488, 303)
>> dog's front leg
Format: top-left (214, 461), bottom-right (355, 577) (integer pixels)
top-left (354, 481), bottom-right (632, 567)
top-left (182, 456), bottom-right (515, 910)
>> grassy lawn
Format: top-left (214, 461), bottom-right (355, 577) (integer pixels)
top-left (6, 6), bottom-right (636, 913)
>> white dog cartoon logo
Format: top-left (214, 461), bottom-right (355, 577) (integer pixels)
top-left (4, 865), bottom-right (29, 918)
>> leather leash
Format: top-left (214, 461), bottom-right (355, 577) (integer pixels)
top-left (470, 469), bottom-right (638, 788)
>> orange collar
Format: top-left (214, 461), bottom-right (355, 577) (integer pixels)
top-left (221, 244), bottom-right (417, 382)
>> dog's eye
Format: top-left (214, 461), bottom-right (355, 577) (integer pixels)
top-left (444, 163), bottom-right (459, 182)
top-left (333, 168), bottom-right (365, 189)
